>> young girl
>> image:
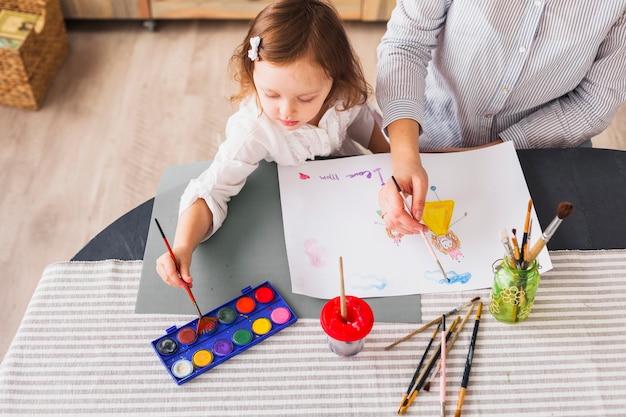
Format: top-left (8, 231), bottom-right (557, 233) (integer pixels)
top-left (156, 0), bottom-right (389, 289)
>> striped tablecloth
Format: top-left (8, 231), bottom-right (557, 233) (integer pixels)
top-left (1, 251), bottom-right (625, 416)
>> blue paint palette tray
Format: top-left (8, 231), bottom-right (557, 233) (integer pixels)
top-left (151, 281), bottom-right (297, 385)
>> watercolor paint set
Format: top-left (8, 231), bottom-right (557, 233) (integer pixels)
top-left (151, 281), bottom-right (297, 385)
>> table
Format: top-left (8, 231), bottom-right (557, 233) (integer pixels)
top-left (1, 148), bottom-right (625, 416)
top-left (72, 148), bottom-right (626, 262)
top-left (1, 251), bottom-right (625, 416)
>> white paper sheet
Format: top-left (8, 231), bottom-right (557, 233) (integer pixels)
top-left (277, 142), bottom-right (552, 299)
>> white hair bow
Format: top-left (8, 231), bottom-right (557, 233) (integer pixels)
top-left (248, 36), bottom-right (261, 61)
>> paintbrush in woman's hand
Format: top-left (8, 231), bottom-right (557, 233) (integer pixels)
top-left (525, 202), bottom-right (574, 264)
top-left (390, 176), bottom-right (448, 281)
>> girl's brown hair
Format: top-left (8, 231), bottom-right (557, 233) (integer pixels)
top-left (229, 0), bottom-right (370, 110)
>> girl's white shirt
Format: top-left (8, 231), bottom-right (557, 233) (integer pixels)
top-left (179, 97), bottom-right (378, 239)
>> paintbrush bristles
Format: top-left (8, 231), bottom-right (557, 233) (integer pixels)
top-left (557, 201), bottom-right (574, 219)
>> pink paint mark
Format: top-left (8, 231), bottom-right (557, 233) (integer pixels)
top-left (304, 239), bottom-right (326, 268)
top-left (299, 172), bottom-right (310, 180)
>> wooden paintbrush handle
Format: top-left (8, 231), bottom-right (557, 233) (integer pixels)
top-left (526, 239), bottom-right (546, 264)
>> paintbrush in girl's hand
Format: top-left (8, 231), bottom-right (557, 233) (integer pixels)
top-left (154, 218), bottom-right (216, 335)
top-left (525, 202), bottom-right (574, 264)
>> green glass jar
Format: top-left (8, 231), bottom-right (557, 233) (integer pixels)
top-left (489, 258), bottom-right (540, 323)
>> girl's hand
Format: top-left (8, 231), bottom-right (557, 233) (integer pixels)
top-left (155, 198), bottom-right (213, 289)
top-left (156, 248), bottom-right (194, 289)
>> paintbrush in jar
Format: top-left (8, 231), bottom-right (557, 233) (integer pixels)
top-left (511, 228), bottom-right (521, 267)
top-left (499, 229), bottom-right (517, 268)
top-left (525, 202), bottom-right (574, 264)
top-left (519, 199), bottom-right (533, 264)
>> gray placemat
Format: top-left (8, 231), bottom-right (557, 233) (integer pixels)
top-left (136, 160), bottom-right (421, 323)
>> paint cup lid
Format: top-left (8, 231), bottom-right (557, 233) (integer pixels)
top-left (320, 296), bottom-right (374, 342)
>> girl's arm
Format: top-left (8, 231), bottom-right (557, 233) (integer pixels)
top-left (156, 104), bottom-right (270, 289)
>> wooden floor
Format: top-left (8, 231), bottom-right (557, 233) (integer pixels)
top-left (1, 20), bottom-right (625, 363)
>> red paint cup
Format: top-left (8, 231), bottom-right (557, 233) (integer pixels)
top-left (320, 295), bottom-right (374, 356)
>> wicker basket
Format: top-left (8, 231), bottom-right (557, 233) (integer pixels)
top-left (0, 0), bottom-right (69, 110)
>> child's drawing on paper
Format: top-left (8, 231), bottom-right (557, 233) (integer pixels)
top-left (419, 186), bottom-right (472, 284)
top-left (425, 269), bottom-right (472, 285)
top-left (304, 238), bottom-right (326, 268)
top-left (422, 186), bottom-right (467, 261)
top-left (376, 210), bottom-right (404, 246)
top-left (427, 227), bottom-right (472, 285)
top-left (376, 192), bottom-right (473, 286)
top-left (422, 197), bottom-right (455, 236)
top-left (431, 230), bottom-right (464, 262)
top-left (277, 145), bottom-right (554, 299)
top-left (348, 273), bottom-right (388, 292)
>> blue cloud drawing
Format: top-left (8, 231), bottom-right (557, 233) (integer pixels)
top-left (349, 273), bottom-right (388, 291)
top-left (425, 270), bottom-right (472, 285)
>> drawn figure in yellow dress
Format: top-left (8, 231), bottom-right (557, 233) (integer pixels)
top-left (376, 210), bottom-right (404, 246)
top-left (430, 230), bottom-right (463, 262)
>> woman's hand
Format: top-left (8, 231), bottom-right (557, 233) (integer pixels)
top-left (379, 167), bottom-right (429, 234)
top-left (380, 119), bottom-right (429, 234)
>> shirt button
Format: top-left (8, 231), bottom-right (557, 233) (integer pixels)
top-left (519, 45), bottom-right (526, 53)
top-left (534, 0), bottom-right (541, 6)
top-left (485, 114), bottom-right (492, 119)
top-left (501, 87), bottom-right (509, 94)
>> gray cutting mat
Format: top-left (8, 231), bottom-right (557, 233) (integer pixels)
top-left (135, 160), bottom-right (421, 323)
